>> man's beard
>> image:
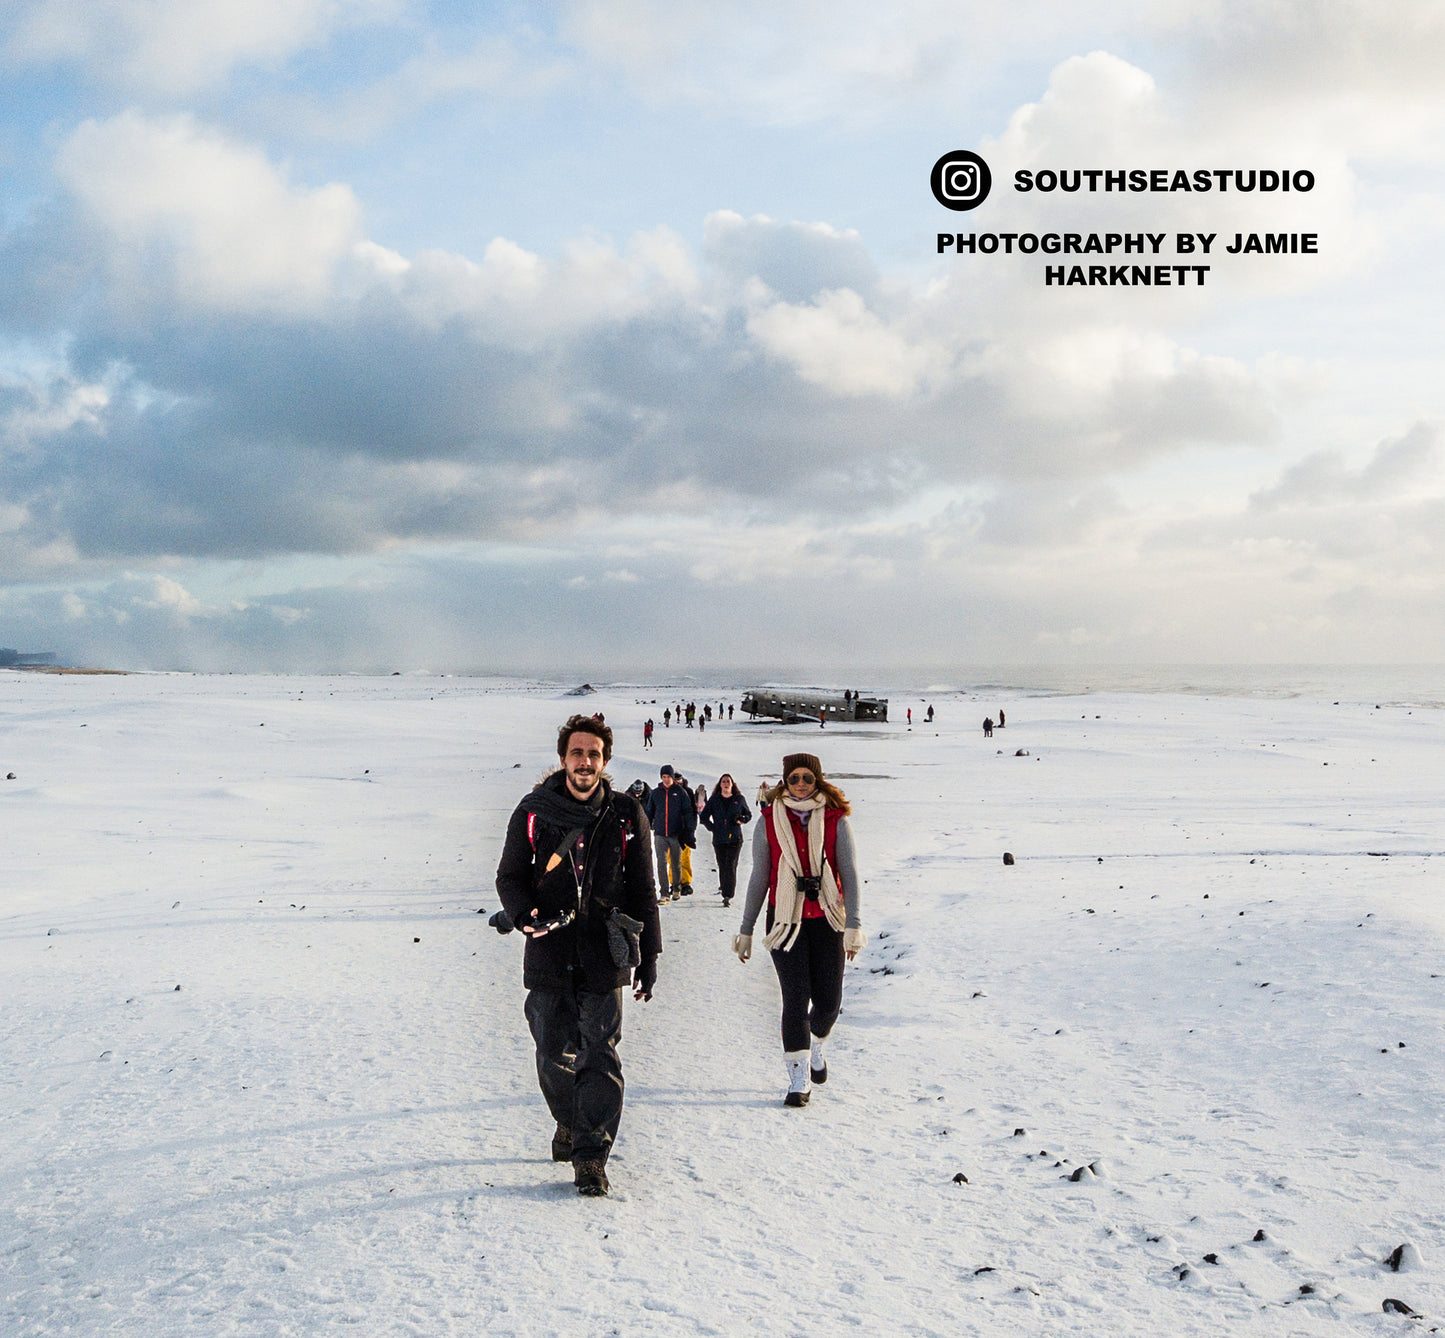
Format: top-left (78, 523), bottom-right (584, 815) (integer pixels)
top-left (568, 769), bottom-right (599, 796)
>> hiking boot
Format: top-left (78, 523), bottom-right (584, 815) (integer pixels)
top-left (784, 1051), bottom-right (811, 1107)
top-left (810, 1036), bottom-right (828, 1085)
top-left (574, 1158), bottom-right (610, 1196)
top-left (551, 1122), bottom-right (572, 1162)
top-left (680, 884), bottom-right (693, 896)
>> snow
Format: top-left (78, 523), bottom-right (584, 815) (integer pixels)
top-left (3, 671), bottom-right (1443, 1336)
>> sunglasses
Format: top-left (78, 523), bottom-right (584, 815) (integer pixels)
top-left (787, 771), bottom-right (816, 785)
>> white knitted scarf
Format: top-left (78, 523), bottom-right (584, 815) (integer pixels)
top-left (764, 795), bottom-right (846, 951)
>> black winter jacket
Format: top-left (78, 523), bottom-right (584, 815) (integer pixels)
top-left (700, 790), bottom-right (752, 846)
top-left (495, 773), bottom-right (662, 991)
top-left (646, 784), bottom-right (693, 843)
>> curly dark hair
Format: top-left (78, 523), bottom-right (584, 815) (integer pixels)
top-left (557, 713), bottom-right (613, 763)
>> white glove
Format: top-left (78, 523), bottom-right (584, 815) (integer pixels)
top-left (844, 927), bottom-right (867, 958)
top-left (732, 933), bottom-right (752, 963)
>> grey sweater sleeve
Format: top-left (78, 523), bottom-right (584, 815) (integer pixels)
top-left (833, 817), bottom-right (861, 929)
top-left (738, 817), bottom-right (772, 935)
top-left (737, 811), bottom-right (862, 934)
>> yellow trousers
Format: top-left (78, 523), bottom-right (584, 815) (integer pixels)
top-left (680, 846), bottom-right (693, 885)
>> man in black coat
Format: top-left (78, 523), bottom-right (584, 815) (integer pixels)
top-left (495, 714), bottom-right (662, 1197)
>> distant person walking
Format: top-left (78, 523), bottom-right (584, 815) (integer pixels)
top-left (907, 708), bottom-right (912, 726)
top-left (493, 714), bottom-right (661, 1197)
top-left (926, 704), bottom-right (934, 723)
top-left (702, 773), bottom-right (752, 906)
top-left (643, 718), bottom-right (654, 749)
top-left (664, 708), bottom-right (671, 728)
top-left (998, 709), bottom-right (1005, 729)
top-left (647, 765), bottom-right (688, 902)
top-left (733, 753), bottom-right (864, 1107)
top-left (983, 717), bottom-right (994, 738)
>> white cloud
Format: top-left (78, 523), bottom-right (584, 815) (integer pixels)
top-left (392, 226), bottom-right (700, 346)
top-left (984, 51), bottom-right (1374, 297)
top-left (7, 0), bottom-right (399, 95)
top-left (745, 283), bottom-right (950, 398)
top-left (128, 572), bottom-right (203, 615)
top-left (3, 374), bottom-right (111, 450)
top-left (56, 112), bottom-right (363, 314)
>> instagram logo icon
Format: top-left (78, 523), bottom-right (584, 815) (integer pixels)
top-left (931, 150), bottom-right (992, 211)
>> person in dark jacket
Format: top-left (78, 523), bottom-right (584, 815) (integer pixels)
top-left (701, 773), bottom-right (752, 906)
top-left (495, 714), bottom-right (661, 1197)
top-left (646, 765), bottom-right (689, 901)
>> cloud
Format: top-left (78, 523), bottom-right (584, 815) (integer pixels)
top-left (0, 107), bottom-right (1290, 577)
top-left (5, 19), bottom-right (1443, 670)
top-left (56, 112), bottom-right (364, 315)
top-left (745, 284), bottom-right (950, 398)
top-left (6, 0), bottom-right (399, 96)
top-left (703, 212), bottom-right (878, 305)
top-left (984, 51), bottom-right (1373, 296)
top-left (1249, 422), bottom-right (1442, 512)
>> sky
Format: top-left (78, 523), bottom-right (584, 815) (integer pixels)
top-left (2, 1), bottom-right (1444, 674)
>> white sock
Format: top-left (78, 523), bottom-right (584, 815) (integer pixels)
top-left (784, 1050), bottom-right (811, 1093)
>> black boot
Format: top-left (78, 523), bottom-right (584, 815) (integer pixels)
top-left (551, 1122), bottom-right (572, 1162)
top-left (574, 1158), bottom-right (610, 1196)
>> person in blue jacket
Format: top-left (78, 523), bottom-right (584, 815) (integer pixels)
top-left (701, 773), bottom-right (752, 906)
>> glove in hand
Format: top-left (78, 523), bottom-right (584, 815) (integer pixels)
top-left (633, 956), bottom-right (658, 1001)
top-left (732, 933), bottom-right (752, 963)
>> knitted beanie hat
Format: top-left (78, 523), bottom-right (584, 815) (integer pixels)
top-left (782, 753), bottom-right (823, 782)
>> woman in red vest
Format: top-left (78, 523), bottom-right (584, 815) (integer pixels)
top-left (732, 752), bottom-right (865, 1106)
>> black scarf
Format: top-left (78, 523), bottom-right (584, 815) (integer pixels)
top-left (526, 774), bottom-right (613, 913)
top-left (526, 772), bottom-right (611, 830)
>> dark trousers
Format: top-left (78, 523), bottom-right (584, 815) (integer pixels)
top-left (524, 984), bottom-right (625, 1164)
top-left (768, 916), bottom-right (845, 1052)
top-left (654, 835), bottom-right (682, 895)
top-left (715, 843), bottom-right (741, 900)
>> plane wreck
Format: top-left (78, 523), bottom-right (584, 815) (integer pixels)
top-left (740, 689), bottom-right (889, 724)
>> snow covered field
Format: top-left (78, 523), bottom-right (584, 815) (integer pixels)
top-left (3, 671), bottom-right (1442, 1337)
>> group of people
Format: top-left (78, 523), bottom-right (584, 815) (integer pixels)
top-left (632, 768), bottom-right (762, 907)
top-left (632, 765), bottom-right (754, 906)
top-left (494, 716), bottom-right (864, 1197)
top-left (657, 700), bottom-right (733, 730)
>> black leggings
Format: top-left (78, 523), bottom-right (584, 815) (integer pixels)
top-left (715, 843), bottom-right (741, 899)
top-left (768, 915), bottom-right (845, 1052)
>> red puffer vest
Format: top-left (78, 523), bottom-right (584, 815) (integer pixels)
top-left (763, 803), bottom-right (845, 920)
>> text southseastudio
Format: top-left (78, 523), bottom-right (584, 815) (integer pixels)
top-left (934, 160), bottom-right (1319, 288)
